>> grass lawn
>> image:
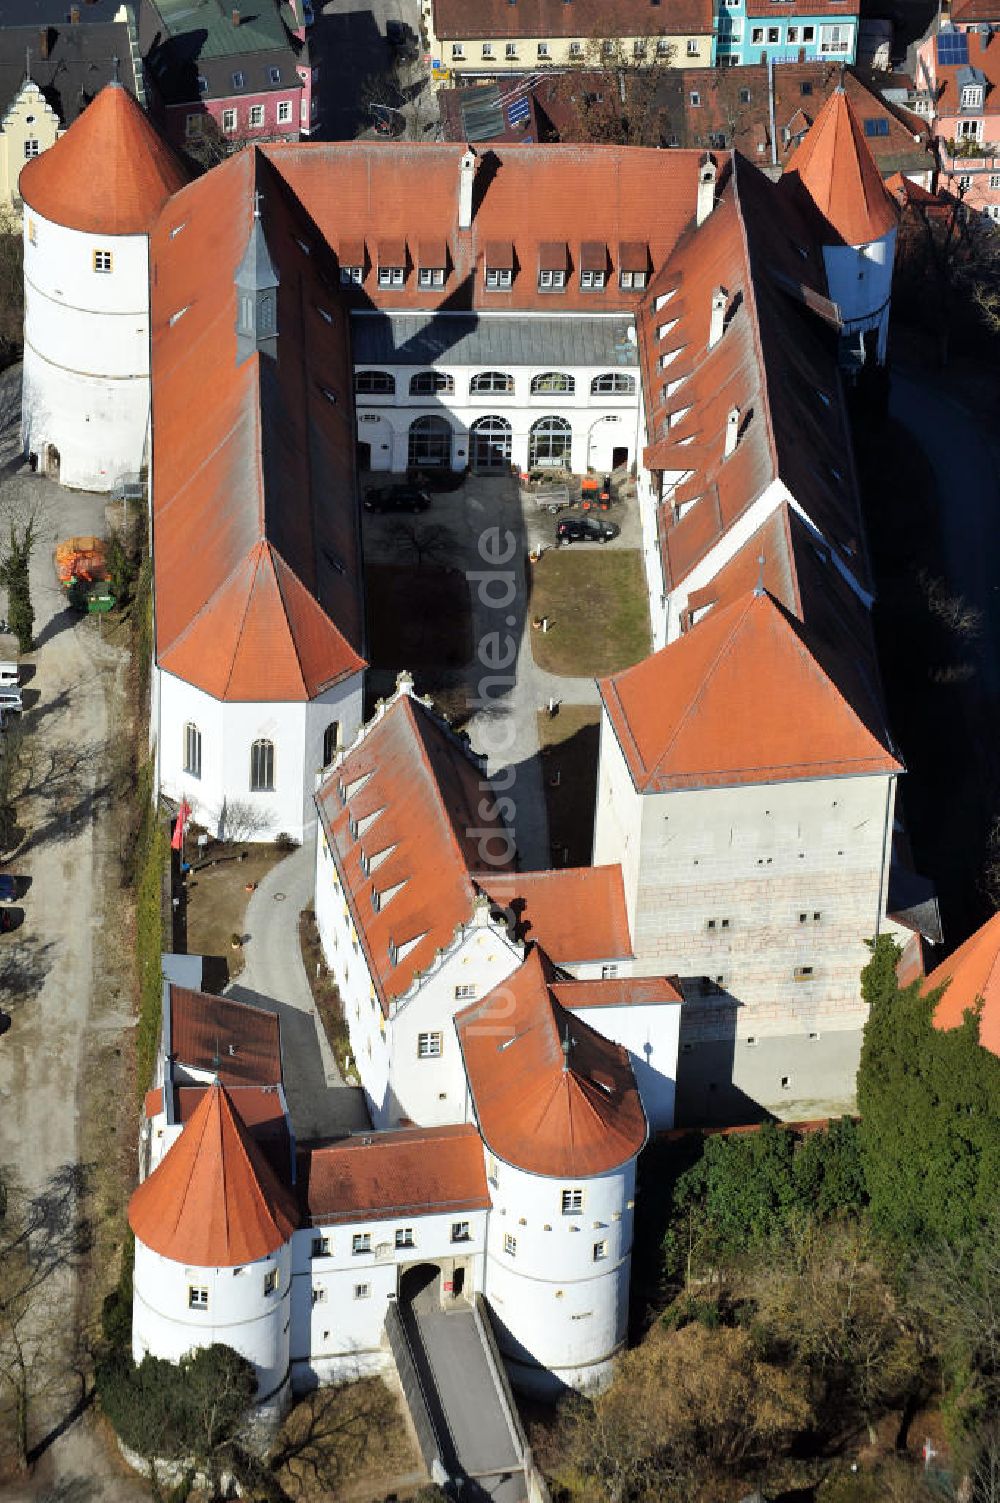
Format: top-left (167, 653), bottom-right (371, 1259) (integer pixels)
top-left (183, 840), bottom-right (288, 982)
top-left (529, 548), bottom-right (650, 677)
top-left (367, 562), bottom-right (473, 669)
top-left (537, 706), bottom-right (601, 869)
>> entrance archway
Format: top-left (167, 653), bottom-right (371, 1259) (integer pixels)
top-left (399, 1262), bottom-right (442, 1312)
top-left (528, 414), bottom-right (571, 469)
top-left (471, 414), bottom-right (512, 472)
top-left (408, 415), bottom-right (452, 469)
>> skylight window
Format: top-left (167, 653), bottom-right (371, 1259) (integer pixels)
top-left (863, 117), bottom-right (889, 138)
top-left (232, 71), bottom-right (245, 89)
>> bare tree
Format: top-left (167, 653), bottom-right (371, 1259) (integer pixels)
top-left (390, 521), bottom-right (456, 570)
top-left (544, 32), bottom-right (677, 147)
top-left (214, 798), bottom-right (273, 844)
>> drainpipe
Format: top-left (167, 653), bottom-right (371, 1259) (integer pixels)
top-left (768, 54), bottom-right (778, 169)
top-left (874, 773), bottom-right (896, 939)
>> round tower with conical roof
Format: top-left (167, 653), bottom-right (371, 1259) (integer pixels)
top-left (18, 83), bottom-right (186, 490)
top-left (128, 1083), bottom-right (297, 1415)
top-left (783, 87), bottom-right (899, 369)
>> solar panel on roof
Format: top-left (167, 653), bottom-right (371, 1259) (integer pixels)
top-left (507, 97), bottom-right (531, 125)
top-left (936, 30), bottom-right (969, 64)
top-left (863, 117), bottom-right (890, 137)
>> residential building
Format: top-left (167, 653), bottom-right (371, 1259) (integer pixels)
top-left (714, 0), bottom-right (859, 68)
top-left (423, 0), bottom-right (714, 84)
top-left (917, 26), bottom-right (1000, 223)
top-left (137, 0), bottom-right (317, 147)
top-left (0, 20), bottom-right (141, 222)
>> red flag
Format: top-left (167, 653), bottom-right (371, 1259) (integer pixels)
top-left (171, 800), bottom-right (191, 851)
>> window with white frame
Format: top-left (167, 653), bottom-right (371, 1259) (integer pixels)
top-left (593, 1239), bottom-right (608, 1260)
top-left (183, 722), bottom-right (202, 778)
top-left (751, 26), bottom-right (764, 41)
top-left (531, 371), bottom-right (574, 394)
top-left (352, 1233), bottom-right (372, 1254)
top-left (354, 1282), bottom-right (371, 1299)
top-left (580, 268), bottom-right (606, 290)
top-left (409, 370), bottom-right (454, 395)
top-left (222, 107), bottom-right (237, 133)
top-left (355, 370), bottom-right (395, 393)
top-left (958, 174), bottom-right (973, 191)
top-left (686, 38), bottom-right (698, 55)
top-left (591, 372), bottom-right (635, 395)
top-left (503, 1233), bottom-right (517, 1256)
top-left (957, 119), bottom-right (982, 139)
top-left (417, 1031), bottom-right (443, 1058)
top-left (569, 40), bottom-right (583, 56)
top-left (801, 24), bottom-right (815, 41)
top-left (269, 65), bottom-right (282, 83)
top-left (657, 37), bottom-right (671, 55)
top-left (538, 268), bottom-right (567, 290)
top-left (341, 264), bottom-right (363, 285)
top-left (23, 138), bottom-right (40, 158)
top-left (619, 268), bottom-right (647, 289)
top-left (232, 70), bottom-right (245, 89)
top-left (277, 99), bottom-right (292, 124)
top-left (418, 265), bottom-right (445, 287)
top-left (633, 38), bottom-right (647, 57)
top-left (378, 264), bottom-right (405, 288)
top-left (311, 1235), bottom-right (330, 1258)
top-left (601, 962), bottom-right (619, 979)
top-left (250, 738), bottom-right (274, 792)
top-left (264, 1268), bottom-right (279, 1295)
top-left (312, 1286), bottom-right (327, 1304)
top-left (961, 85), bottom-right (984, 108)
top-left (451, 1220), bottom-right (471, 1242)
top-left (454, 984), bottom-right (476, 1000)
top-left (93, 248), bottom-right (113, 273)
top-left (485, 265), bottom-right (513, 289)
top-left (451, 42), bottom-right (464, 58)
top-left (787, 25), bottom-right (799, 40)
top-left (188, 1285), bottom-right (209, 1309)
top-left (537, 41), bottom-right (550, 57)
top-left (990, 174), bottom-right (1000, 189)
top-left (482, 41), bottom-right (493, 57)
top-left (249, 104), bottom-right (265, 127)
top-left (470, 370), bottom-right (514, 393)
top-left (561, 1187), bottom-right (584, 1215)
top-left (505, 42), bottom-right (517, 58)
top-left (395, 1228), bottom-right (414, 1248)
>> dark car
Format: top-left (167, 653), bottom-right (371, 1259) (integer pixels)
top-left (0, 874), bottom-right (16, 903)
top-left (363, 484), bottom-right (432, 514)
top-left (556, 515), bottom-right (621, 546)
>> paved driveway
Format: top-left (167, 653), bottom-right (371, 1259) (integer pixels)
top-left (311, 0), bottom-right (432, 142)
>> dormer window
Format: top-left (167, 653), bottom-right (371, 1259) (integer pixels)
top-left (269, 66), bottom-right (281, 83)
top-left (538, 242), bottom-right (569, 291)
top-left (417, 238), bottom-right (447, 289)
top-left (961, 84), bottom-right (984, 109)
top-left (579, 240), bottom-right (607, 290)
top-left (618, 241), bottom-right (649, 291)
top-left (485, 240), bottom-right (514, 290)
top-left (339, 236), bottom-right (366, 285)
top-left (232, 70), bottom-right (245, 89)
top-left (538, 268), bottom-right (566, 290)
top-left (341, 265), bottom-right (363, 285)
top-left (377, 238), bottom-right (406, 288)
top-left (378, 264), bottom-right (405, 287)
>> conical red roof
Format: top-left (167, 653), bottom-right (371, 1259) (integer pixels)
top-left (128, 1082), bottom-right (297, 1266)
top-left (783, 88), bottom-right (898, 246)
top-left (924, 911), bottom-right (1000, 1057)
top-left (19, 83), bottom-right (187, 235)
top-left (600, 590), bottom-right (900, 792)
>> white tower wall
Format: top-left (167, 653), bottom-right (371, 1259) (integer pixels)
top-left (21, 209), bottom-right (151, 490)
top-left (131, 1237), bottom-right (293, 1407)
top-left (482, 1151), bottom-right (636, 1398)
top-left (822, 229), bottom-right (896, 365)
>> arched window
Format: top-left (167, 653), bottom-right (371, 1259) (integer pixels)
top-left (183, 722), bottom-right (202, 778)
top-left (408, 414), bottom-right (453, 468)
top-left (322, 722), bottom-right (341, 767)
top-left (591, 372), bottom-right (636, 395)
top-left (250, 738), bottom-right (275, 792)
top-left (409, 371), bottom-right (455, 396)
top-left (530, 372), bottom-right (575, 395)
top-left (528, 415), bottom-right (572, 469)
top-left (470, 415), bottom-right (512, 472)
top-left (470, 371), bottom-right (514, 395)
top-left (354, 370), bottom-right (395, 394)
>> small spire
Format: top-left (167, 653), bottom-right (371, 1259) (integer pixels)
top-left (25, 45), bottom-right (31, 82)
top-left (754, 551), bottom-right (766, 598)
top-left (253, 188), bottom-right (264, 220)
top-left (112, 54), bottom-right (121, 84)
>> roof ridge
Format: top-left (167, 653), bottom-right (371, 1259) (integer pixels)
top-left (222, 541), bottom-right (281, 699)
top-left (648, 593), bottom-right (757, 776)
top-left (730, 160), bottom-right (783, 488)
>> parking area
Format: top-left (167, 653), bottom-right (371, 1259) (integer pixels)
top-left (311, 0), bottom-right (437, 142)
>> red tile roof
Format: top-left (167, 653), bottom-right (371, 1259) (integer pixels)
top-left (168, 985), bottom-right (282, 1087)
top-left (924, 912), bottom-right (1000, 1057)
top-left (175, 1083), bottom-right (292, 1181)
top-left (263, 141), bottom-right (705, 316)
top-left (456, 949), bottom-right (647, 1178)
top-left (600, 589), bottom-right (900, 793)
top-left (129, 1082), bottom-right (298, 1266)
top-left (144, 1086), bottom-right (164, 1119)
top-left (429, 0), bottom-right (712, 40)
top-left (315, 689), bottom-right (515, 1010)
top-left (478, 867), bottom-right (633, 962)
top-left (150, 147), bottom-right (365, 703)
top-left (299, 1124), bottom-right (491, 1224)
top-left (930, 30), bottom-right (1000, 114)
top-left (782, 88), bottom-right (899, 246)
top-left (19, 83), bottom-right (187, 235)
top-left (553, 975), bottom-right (684, 1008)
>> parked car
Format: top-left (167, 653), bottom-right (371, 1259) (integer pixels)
top-left (0, 875), bottom-right (16, 903)
top-left (556, 516), bottom-right (621, 546)
top-left (364, 484), bottom-right (432, 514)
top-left (0, 687), bottom-right (23, 713)
top-left (0, 908), bottom-right (17, 933)
top-left (0, 1009), bottom-right (10, 1037)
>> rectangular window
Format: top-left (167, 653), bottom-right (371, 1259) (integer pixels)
top-left (23, 139), bottom-right (40, 159)
top-left (185, 113), bottom-right (202, 137)
top-left (633, 38), bottom-right (647, 57)
top-left (751, 26), bottom-right (764, 41)
top-left (561, 1188), bottom-right (583, 1215)
top-left (418, 266), bottom-right (445, 287)
top-left (352, 1233), bottom-right (372, 1254)
top-left (354, 1282), bottom-right (371, 1299)
top-left (656, 38), bottom-right (671, 56)
top-left (188, 1285), bottom-right (209, 1309)
top-left (485, 266), bottom-right (513, 289)
top-left (593, 1240), bottom-right (608, 1261)
top-left (311, 1235), bottom-right (330, 1258)
top-left (269, 65), bottom-right (282, 84)
top-left (417, 1031), bottom-right (443, 1058)
top-left (183, 723), bottom-right (202, 778)
top-left (482, 42), bottom-right (494, 58)
top-left (538, 268), bottom-right (566, 290)
top-left (686, 38), bottom-right (698, 55)
top-left (451, 1221), bottom-right (471, 1242)
top-left (487, 1154), bottom-right (499, 1188)
top-left (378, 266), bottom-right (405, 287)
top-left (249, 104), bottom-right (265, 128)
top-left (537, 41), bottom-right (550, 57)
top-left (93, 249), bottom-right (113, 274)
top-left (222, 107), bottom-right (237, 133)
top-left (569, 40), bottom-right (583, 56)
top-left (990, 174), bottom-right (1000, 190)
top-left (580, 269), bottom-right (606, 289)
top-left (277, 100), bottom-right (292, 124)
top-left (454, 984), bottom-right (476, 1000)
top-left (767, 26), bottom-right (780, 41)
top-left (690, 91), bottom-right (701, 107)
top-left (503, 1233), bottom-right (517, 1257)
top-left (793, 965), bottom-right (815, 980)
top-left (27, 219), bottom-right (37, 245)
top-left (264, 1269), bottom-right (279, 1295)
top-left (451, 43), bottom-right (464, 58)
top-left (802, 25), bottom-right (815, 39)
top-left (787, 25), bottom-right (799, 40)
top-left (232, 70), bottom-right (245, 89)
top-left (601, 963), bottom-right (618, 979)
top-left (505, 43), bottom-right (517, 58)
top-left (312, 1286), bottom-right (327, 1304)
top-left (395, 1228), bottom-right (414, 1249)
top-left (250, 739), bottom-right (274, 792)
top-left (341, 265), bottom-right (363, 285)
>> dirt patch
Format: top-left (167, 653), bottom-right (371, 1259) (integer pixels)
top-left (272, 1377), bottom-right (423, 1502)
top-left (366, 563), bottom-right (473, 669)
top-left (299, 907), bottom-right (354, 1079)
top-left (529, 549), bottom-right (650, 677)
top-left (537, 706), bottom-right (601, 869)
top-left (182, 840), bottom-right (291, 980)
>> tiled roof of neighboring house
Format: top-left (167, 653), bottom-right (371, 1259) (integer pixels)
top-left (553, 975), bottom-right (685, 1009)
top-left (0, 23), bottom-right (139, 138)
top-left (745, 0), bottom-right (858, 13)
top-left (314, 688), bottom-right (515, 1011)
top-left (139, 0), bottom-right (304, 108)
top-left (429, 0), bottom-right (713, 40)
top-left (299, 1124), bottom-right (491, 1225)
top-left (930, 30), bottom-right (1000, 115)
top-left (950, 0), bottom-right (1000, 24)
top-left (456, 948), bottom-right (647, 1178)
top-left (4, 0), bottom-right (123, 19)
top-left (168, 984), bottom-right (283, 1086)
top-left (781, 86), bottom-right (899, 245)
top-left (149, 146), bottom-right (365, 702)
top-left (129, 1082), bottom-right (298, 1265)
top-left (924, 911), bottom-right (1000, 1057)
top-left (599, 589), bottom-right (900, 793)
top-left (19, 81), bottom-right (187, 233)
top-left (262, 140), bottom-right (705, 316)
top-left (478, 868), bottom-right (634, 963)
top-left (175, 1082), bottom-right (292, 1180)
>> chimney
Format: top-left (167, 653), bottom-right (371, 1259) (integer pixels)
top-left (70, 4), bottom-right (80, 20)
top-left (458, 147), bottom-right (476, 231)
top-left (696, 153), bottom-right (717, 227)
top-left (709, 286), bottom-right (727, 349)
top-left (724, 405), bottom-right (740, 459)
top-left (39, 25), bottom-right (51, 59)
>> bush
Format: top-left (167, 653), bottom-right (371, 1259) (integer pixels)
top-left (96, 1343), bottom-right (256, 1473)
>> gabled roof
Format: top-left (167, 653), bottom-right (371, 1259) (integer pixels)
top-left (128, 1082), bottom-right (298, 1266)
top-left (600, 589), bottom-right (900, 793)
top-left (299, 1124), bottom-right (491, 1225)
top-left (782, 87), bottom-right (899, 246)
top-left (19, 82), bottom-right (187, 234)
top-left (150, 147), bottom-right (365, 702)
top-left (314, 687), bottom-right (516, 1010)
top-left (478, 867), bottom-right (633, 963)
top-left (456, 949), bottom-right (647, 1178)
top-left (429, 0), bottom-right (713, 41)
top-left (924, 911), bottom-right (1000, 1057)
top-left (168, 984), bottom-right (282, 1087)
top-left (0, 25), bottom-right (140, 133)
